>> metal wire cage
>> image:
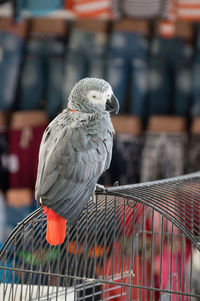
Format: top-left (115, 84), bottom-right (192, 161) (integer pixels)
top-left (1, 173), bottom-right (200, 300)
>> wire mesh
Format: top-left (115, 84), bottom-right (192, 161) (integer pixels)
top-left (0, 172), bottom-right (200, 300)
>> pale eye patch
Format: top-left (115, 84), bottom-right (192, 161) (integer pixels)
top-left (87, 90), bottom-right (105, 105)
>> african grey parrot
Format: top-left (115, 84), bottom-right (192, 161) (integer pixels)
top-left (35, 78), bottom-right (119, 246)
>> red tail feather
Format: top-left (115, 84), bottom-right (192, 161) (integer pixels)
top-left (43, 206), bottom-right (66, 246)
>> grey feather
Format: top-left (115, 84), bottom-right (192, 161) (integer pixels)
top-left (35, 77), bottom-right (118, 224)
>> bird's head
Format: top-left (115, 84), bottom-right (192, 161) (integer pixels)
top-left (67, 78), bottom-right (119, 114)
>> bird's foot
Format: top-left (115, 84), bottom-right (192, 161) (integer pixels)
top-left (91, 184), bottom-right (106, 204)
top-left (113, 181), bottom-right (119, 186)
top-left (91, 191), bottom-right (96, 203)
top-left (95, 183), bottom-right (106, 192)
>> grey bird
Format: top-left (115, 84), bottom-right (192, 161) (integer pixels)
top-left (35, 77), bottom-right (119, 245)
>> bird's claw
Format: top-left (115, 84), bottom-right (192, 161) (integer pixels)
top-left (95, 183), bottom-right (106, 192)
top-left (91, 184), bottom-right (106, 204)
top-left (113, 181), bottom-right (119, 186)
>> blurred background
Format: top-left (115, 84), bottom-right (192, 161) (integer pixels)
top-left (0, 0), bottom-right (200, 248)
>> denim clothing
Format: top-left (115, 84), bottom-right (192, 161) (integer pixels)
top-left (140, 133), bottom-right (187, 182)
top-left (0, 257), bottom-right (18, 284)
top-left (191, 30), bottom-right (200, 117)
top-left (0, 32), bottom-right (24, 110)
top-left (187, 134), bottom-right (200, 173)
top-left (100, 134), bottom-right (143, 185)
top-left (148, 37), bottom-right (192, 117)
top-left (5, 204), bottom-right (33, 238)
top-left (191, 59), bottom-right (200, 117)
top-left (62, 28), bottom-right (108, 108)
top-left (106, 31), bottom-right (148, 119)
top-left (18, 37), bottom-right (65, 119)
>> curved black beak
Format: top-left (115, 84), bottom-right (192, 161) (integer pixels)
top-left (106, 94), bottom-right (119, 114)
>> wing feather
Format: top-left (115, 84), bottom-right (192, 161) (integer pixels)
top-left (35, 111), bottom-right (113, 223)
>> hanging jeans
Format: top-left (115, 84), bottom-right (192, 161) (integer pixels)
top-left (100, 134), bottom-right (143, 186)
top-left (0, 31), bottom-right (24, 110)
top-left (106, 31), bottom-right (148, 119)
top-left (187, 134), bottom-right (200, 173)
top-left (191, 29), bottom-right (200, 117)
top-left (148, 37), bottom-right (192, 117)
top-left (18, 37), bottom-right (65, 119)
top-left (62, 27), bottom-right (107, 109)
top-left (140, 133), bottom-right (186, 182)
top-left (5, 203), bottom-right (33, 237)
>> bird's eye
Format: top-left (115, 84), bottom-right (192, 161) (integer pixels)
top-left (93, 95), bottom-right (96, 98)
